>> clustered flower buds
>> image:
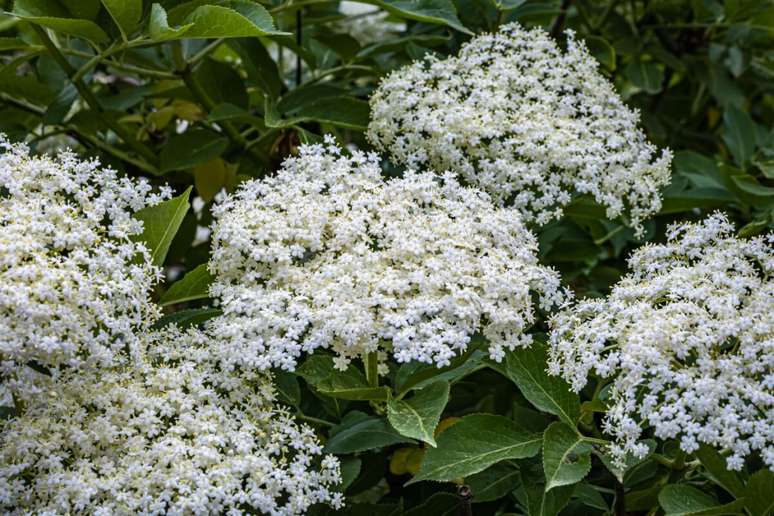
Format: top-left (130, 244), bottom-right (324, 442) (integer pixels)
top-left (209, 137), bottom-right (566, 371)
top-left (0, 140), bottom-right (342, 514)
top-left (0, 326), bottom-right (343, 514)
top-left (368, 23), bottom-right (672, 234)
top-left (0, 137), bottom-right (167, 395)
top-left (548, 214), bottom-right (774, 470)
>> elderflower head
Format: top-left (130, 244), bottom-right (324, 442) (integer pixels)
top-left (367, 23), bottom-right (672, 234)
top-left (0, 137), bottom-right (168, 381)
top-left (548, 213), bottom-right (774, 470)
top-left (208, 137), bottom-right (566, 372)
top-left (0, 325), bottom-right (343, 515)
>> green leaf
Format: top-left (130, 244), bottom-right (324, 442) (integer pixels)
top-left (723, 106), bottom-right (757, 166)
top-left (324, 411), bottom-right (412, 454)
top-left (132, 187), bottom-right (192, 267)
top-left (316, 366), bottom-right (391, 401)
top-left (466, 463), bottom-right (521, 503)
top-left (489, 344), bottom-right (580, 426)
top-left (396, 341), bottom-right (486, 394)
top-left (180, 1), bottom-right (288, 39)
top-left (151, 307), bottom-right (222, 329)
top-left (625, 59), bottom-right (664, 94)
top-left (159, 129), bottom-right (229, 172)
top-left (586, 36), bottom-right (616, 70)
top-left (410, 414), bottom-right (541, 483)
top-left (695, 445), bottom-right (745, 498)
top-left (659, 485), bottom-right (746, 516)
top-left (514, 465), bottom-right (575, 516)
top-left (404, 492), bottom-right (460, 516)
top-left (364, 0), bottom-right (471, 34)
top-left (744, 470), bottom-right (774, 516)
top-left (148, 3), bottom-right (193, 41)
top-left (159, 264), bottom-right (213, 306)
top-left (542, 423), bottom-right (593, 491)
top-left (0, 37), bottom-right (29, 50)
top-left (596, 439), bottom-right (656, 483)
top-left (230, 38), bottom-right (283, 98)
top-left (337, 456), bottom-right (362, 492)
top-left (11, 0), bottom-right (107, 42)
top-left (660, 188), bottom-right (736, 214)
top-left (101, 0), bottom-right (142, 37)
top-left (266, 89), bottom-right (370, 130)
top-left (193, 157), bottom-right (237, 202)
top-left (387, 381), bottom-right (449, 447)
top-left (274, 370), bottom-right (300, 407)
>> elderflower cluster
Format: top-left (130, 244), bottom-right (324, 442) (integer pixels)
top-left (0, 325), bottom-right (343, 515)
top-left (367, 23), bottom-right (672, 234)
top-left (548, 213), bottom-right (774, 470)
top-left (209, 138), bottom-right (566, 371)
top-left (337, 1), bottom-right (404, 45)
top-left (0, 137), bottom-right (168, 383)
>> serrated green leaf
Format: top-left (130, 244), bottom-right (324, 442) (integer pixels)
top-left (404, 492), bottom-right (460, 516)
top-left (489, 344), bottom-right (580, 426)
top-left (274, 370), bottom-right (300, 407)
top-left (159, 129), bottom-right (229, 172)
top-left (542, 422), bottom-right (593, 491)
top-left (625, 59), bottom-right (664, 93)
top-left (148, 3), bottom-right (193, 41)
top-left (325, 411), bottom-right (411, 454)
top-left (410, 414), bottom-right (541, 483)
top-left (387, 381), bottom-right (449, 446)
top-left (695, 445), bottom-right (745, 498)
top-left (659, 484), bottom-right (746, 516)
top-left (159, 264), bottom-right (213, 306)
top-left (181, 1), bottom-right (288, 39)
top-left (133, 187), bottom-right (192, 266)
top-left (101, 0), bottom-right (142, 37)
top-left (466, 463), bottom-right (521, 503)
top-left (364, 0), bottom-right (471, 34)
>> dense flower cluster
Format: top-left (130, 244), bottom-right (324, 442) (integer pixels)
top-left (0, 326), bottom-right (343, 515)
top-left (209, 138), bottom-right (566, 371)
top-left (367, 23), bottom-right (672, 234)
top-left (548, 213), bottom-right (774, 470)
top-left (0, 138), bottom-right (167, 386)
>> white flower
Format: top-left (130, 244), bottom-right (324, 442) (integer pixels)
top-left (0, 137), bottom-right (168, 393)
top-left (0, 325), bottom-right (343, 515)
top-left (337, 1), bottom-right (404, 45)
top-left (367, 23), bottom-right (672, 234)
top-left (548, 213), bottom-right (774, 471)
top-left (208, 138), bottom-right (566, 371)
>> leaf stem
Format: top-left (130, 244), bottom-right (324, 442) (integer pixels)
top-left (365, 351), bottom-right (379, 388)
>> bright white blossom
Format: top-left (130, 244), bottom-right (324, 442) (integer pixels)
top-left (208, 138), bottom-right (566, 371)
top-left (0, 137), bottom-right (168, 384)
top-left (337, 1), bottom-right (404, 45)
top-left (367, 23), bottom-right (672, 234)
top-left (548, 213), bottom-right (774, 470)
top-left (0, 325), bottom-right (343, 515)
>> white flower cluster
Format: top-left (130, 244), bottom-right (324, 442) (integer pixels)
top-left (337, 1), bottom-right (405, 45)
top-left (548, 213), bottom-right (774, 470)
top-left (0, 326), bottom-right (343, 515)
top-left (0, 137), bottom-right (167, 383)
top-left (367, 23), bottom-right (672, 234)
top-left (209, 138), bottom-right (566, 371)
